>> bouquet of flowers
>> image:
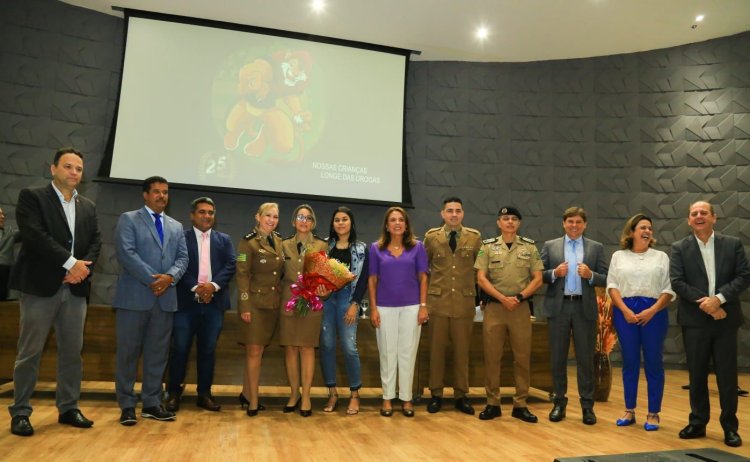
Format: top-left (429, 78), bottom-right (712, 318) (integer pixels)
top-left (595, 286), bottom-right (618, 355)
top-left (285, 250), bottom-right (355, 317)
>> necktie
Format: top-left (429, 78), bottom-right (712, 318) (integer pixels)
top-left (449, 231), bottom-right (457, 253)
top-left (153, 213), bottom-right (164, 245)
top-left (198, 232), bottom-right (210, 283)
top-left (297, 242), bottom-right (303, 255)
top-left (267, 235), bottom-right (275, 250)
top-left (565, 239), bottom-right (578, 293)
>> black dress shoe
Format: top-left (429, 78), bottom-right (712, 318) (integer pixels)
top-left (239, 393), bottom-right (249, 409)
top-left (246, 407), bottom-right (259, 417)
top-left (582, 408), bottom-right (597, 425)
top-left (10, 415), bottom-right (33, 436)
top-left (380, 408), bottom-right (393, 417)
top-left (549, 404), bottom-right (566, 422)
top-left (427, 396), bottom-right (442, 413)
top-left (283, 398), bottom-right (301, 413)
top-left (454, 398), bottom-right (475, 415)
top-left (58, 409), bottom-right (94, 428)
top-left (511, 407), bottom-right (538, 423)
top-left (300, 408), bottom-right (312, 417)
top-left (119, 408), bottom-right (137, 427)
top-left (402, 404), bottom-right (415, 418)
top-left (142, 405), bottom-right (176, 421)
top-left (196, 394), bottom-right (221, 412)
top-left (479, 405), bottom-right (501, 421)
top-left (164, 392), bottom-right (181, 413)
top-left (725, 431), bottom-right (742, 447)
top-left (678, 424), bottom-right (706, 439)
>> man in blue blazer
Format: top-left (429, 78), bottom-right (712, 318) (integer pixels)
top-left (113, 176), bottom-right (188, 426)
top-left (164, 197), bottom-right (236, 412)
top-left (541, 207), bottom-right (608, 425)
top-left (671, 201), bottom-right (750, 448)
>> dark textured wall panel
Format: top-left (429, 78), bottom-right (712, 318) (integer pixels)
top-left (1, 0), bottom-right (749, 370)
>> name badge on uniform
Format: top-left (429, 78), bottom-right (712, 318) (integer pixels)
top-left (518, 249), bottom-right (531, 259)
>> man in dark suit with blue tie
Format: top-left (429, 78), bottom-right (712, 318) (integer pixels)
top-left (541, 207), bottom-right (608, 425)
top-left (671, 201), bottom-right (750, 448)
top-left (113, 176), bottom-right (188, 426)
top-left (8, 148), bottom-right (101, 437)
top-left (164, 197), bottom-right (236, 413)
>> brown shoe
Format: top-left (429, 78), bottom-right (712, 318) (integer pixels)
top-left (196, 394), bottom-right (221, 412)
top-left (164, 392), bottom-right (181, 413)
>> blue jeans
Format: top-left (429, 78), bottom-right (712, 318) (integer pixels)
top-left (319, 285), bottom-right (362, 390)
top-left (167, 305), bottom-right (224, 395)
top-left (612, 296), bottom-right (668, 413)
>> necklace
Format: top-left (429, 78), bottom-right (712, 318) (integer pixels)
top-left (391, 244), bottom-right (402, 250)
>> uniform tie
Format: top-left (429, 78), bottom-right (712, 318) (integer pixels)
top-left (267, 235), bottom-right (275, 250)
top-left (565, 239), bottom-right (578, 293)
top-left (297, 242), bottom-right (303, 255)
top-left (198, 232), bottom-right (210, 283)
top-left (449, 231), bottom-right (457, 253)
top-left (152, 213), bottom-right (164, 244)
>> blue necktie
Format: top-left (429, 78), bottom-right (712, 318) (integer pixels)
top-left (565, 239), bottom-right (578, 293)
top-left (153, 213), bottom-right (164, 245)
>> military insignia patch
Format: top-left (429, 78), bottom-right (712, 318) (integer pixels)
top-left (240, 292), bottom-right (249, 300)
top-left (237, 253), bottom-right (247, 262)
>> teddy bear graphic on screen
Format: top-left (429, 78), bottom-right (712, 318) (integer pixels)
top-left (223, 50), bottom-right (313, 160)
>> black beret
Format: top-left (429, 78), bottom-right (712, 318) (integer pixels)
top-left (498, 206), bottom-right (522, 220)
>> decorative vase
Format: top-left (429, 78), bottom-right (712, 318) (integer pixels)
top-left (593, 351), bottom-right (612, 402)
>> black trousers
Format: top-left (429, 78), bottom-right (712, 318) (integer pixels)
top-left (682, 323), bottom-right (739, 432)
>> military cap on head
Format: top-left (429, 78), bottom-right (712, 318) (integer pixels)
top-left (498, 206), bottom-right (522, 220)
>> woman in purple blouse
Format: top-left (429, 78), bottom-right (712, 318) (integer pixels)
top-left (368, 206), bottom-right (428, 417)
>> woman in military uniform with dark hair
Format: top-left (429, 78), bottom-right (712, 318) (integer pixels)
top-left (279, 204), bottom-right (328, 417)
top-left (236, 202), bottom-right (284, 416)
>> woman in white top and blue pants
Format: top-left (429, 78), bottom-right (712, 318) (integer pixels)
top-left (607, 214), bottom-right (675, 431)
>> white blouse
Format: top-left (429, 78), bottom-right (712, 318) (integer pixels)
top-left (606, 248), bottom-right (676, 300)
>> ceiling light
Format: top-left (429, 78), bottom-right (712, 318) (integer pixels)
top-left (695, 14), bottom-right (705, 22)
top-left (476, 26), bottom-right (489, 41)
top-left (311, 0), bottom-right (326, 13)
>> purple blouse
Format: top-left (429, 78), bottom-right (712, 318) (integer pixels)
top-left (369, 240), bottom-right (428, 307)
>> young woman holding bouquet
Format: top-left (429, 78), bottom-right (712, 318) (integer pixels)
top-left (368, 206), bottom-right (429, 417)
top-left (320, 206), bottom-right (369, 415)
top-left (279, 205), bottom-right (328, 417)
top-left (236, 202), bottom-right (284, 416)
top-left (607, 214), bottom-right (675, 431)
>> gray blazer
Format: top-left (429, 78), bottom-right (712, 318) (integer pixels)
top-left (0, 224), bottom-right (19, 266)
top-left (113, 207), bottom-right (188, 311)
top-left (541, 236), bottom-right (608, 321)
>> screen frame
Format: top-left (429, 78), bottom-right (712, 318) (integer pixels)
top-left (97, 8), bottom-right (414, 207)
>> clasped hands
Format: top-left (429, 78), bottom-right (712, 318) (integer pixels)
top-left (194, 282), bottom-right (216, 303)
top-left (554, 261), bottom-right (593, 280)
top-left (697, 295), bottom-right (726, 320)
top-left (150, 273), bottom-right (174, 296)
top-left (63, 260), bottom-right (92, 285)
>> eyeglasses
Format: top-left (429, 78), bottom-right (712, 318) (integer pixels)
top-left (296, 214), bottom-right (314, 222)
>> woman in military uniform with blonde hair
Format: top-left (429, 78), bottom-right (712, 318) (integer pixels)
top-left (279, 204), bottom-right (328, 417)
top-left (236, 202), bottom-right (284, 416)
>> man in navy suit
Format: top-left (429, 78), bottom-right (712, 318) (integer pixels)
top-left (164, 197), bottom-right (236, 412)
top-left (8, 148), bottom-right (101, 437)
top-left (541, 207), bottom-right (608, 425)
top-left (113, 176), bottom-right (188, 426)
top-left (671, 201), bottom-right (750, 448)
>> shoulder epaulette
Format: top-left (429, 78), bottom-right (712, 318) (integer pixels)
top-left (312, 234), bottom-right (326, 241)
top-left (464, 227), bottom-right (481, 235)
top-left (272, 230), bottom-right (282, 237)
top-left (520, 236), bottom-right (535, 244)
top-left (244, 231), bottom-right (257, 240)
top-left (425, 227), bottom-right (441, 235)
top-left (483, 237), bottom-right (498, 244)
top-left (283, 234), bottom-right (295, 241)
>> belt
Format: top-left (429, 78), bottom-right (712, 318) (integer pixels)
top-left (563, 295), bottom-right (582, 301)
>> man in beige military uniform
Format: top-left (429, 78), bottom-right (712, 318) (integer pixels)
top-left (474, 206), bottom-right (543, 423)
top-left (424, 197), bottom-right (482, 415)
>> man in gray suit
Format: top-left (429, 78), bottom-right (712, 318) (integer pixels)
top-left (541, 206), bottom-right (608, 425)
top-left (0, 207), bottom-right (20, 300)
top-left (113, 176), bottom-right (188, 426)
top-left (671, 201), bottom-right (750, 448)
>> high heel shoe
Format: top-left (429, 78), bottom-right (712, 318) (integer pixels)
top-left (240, 393), bottom-right (266, 411)
top-left (323, 393), bottom-right (339, 413)
top-left (402, 403), bottom-right (415, 418)
top-left (246, 407), bottom-right (259, 417)
top-left (644, 413), bottom-right (660, 431)
top-left (346, 393), bottom-right (360, 415)
top-left (300, 408), bottom-right (312, 417)
top-left (615, 409), bottom-right (636, 427)
top-left (283, 397), bottom-right (301, 413)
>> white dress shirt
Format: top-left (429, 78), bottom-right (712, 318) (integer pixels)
top-left (606, 248), bottom-right (676, 300)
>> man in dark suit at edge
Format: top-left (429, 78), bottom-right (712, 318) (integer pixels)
top-left (671, 201), bottom-right (750, 448)
top-left (164, 197), bottom-right (236, 412)
top-left (8, 147), bottom-right (102, 436)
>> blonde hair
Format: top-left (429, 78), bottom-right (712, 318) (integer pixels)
top-left (619, 213), bottom-right (655, 249)
top-left (291, 204), bottom-right (316, 229)
top-left (255, 202), bottom-right (279, 225)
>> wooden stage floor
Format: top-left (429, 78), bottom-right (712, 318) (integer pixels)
top-left (1, 367), bottom-right (749, 461)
